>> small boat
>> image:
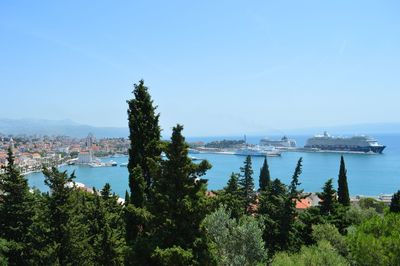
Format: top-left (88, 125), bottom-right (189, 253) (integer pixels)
top-left (105, 160), bottom-right (118, 167)
top-left (190, 156), bottom-right (202, 161)
top-left (120, 162), bottom-right (128, 167)
top-left (88, 162), bottom-right (104, 167)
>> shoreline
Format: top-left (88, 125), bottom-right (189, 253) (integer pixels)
top-left (192, 148), bottom-right (383, 156)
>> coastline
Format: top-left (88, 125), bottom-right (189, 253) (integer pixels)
top-left (25, 134), bottom-right (400, 198)
top-left (191, 148), bottom-right (383, 156)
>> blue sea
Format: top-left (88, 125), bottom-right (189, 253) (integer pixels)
top-left (27, 134), bottom-right (400, 197)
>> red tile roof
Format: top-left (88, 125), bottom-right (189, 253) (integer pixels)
top-left (296, 198), bottom-right (312, 209)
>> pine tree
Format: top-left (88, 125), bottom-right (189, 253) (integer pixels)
top-left (226, 172), bottom-right (239, 194)
top-left (87, 192), bottom-right (124, 265)
top-left (318, 178), bottom-right (337, 215)
top-left (258, 159), bottom-right (305, 254)
top-left (259, 156), bottom-right (271, 192)
top-left (150, 124), bottom-right (211, 264)
top-left (258, 178), bottom-right (288, 254)
top-left (100, 183), bottom-right (112, 200)
top-left (98, 224), bottom-right (122, 266)
top-left (99, 183), bottom-right (124, 229)
top-left (390, 190), bottom-right (400, 213)
top-left (221, 173), bottom-right (244, 219)
top-left (127, 79), bottom-right (161, 192)
top-left (0, 147), bottom-right (34, 265)
top-left (239, 155), bottom-right (255, 214)
top-left (42, 167), bottom-right (88, 265)
top-left (337, 156), bottom-right (350, 206)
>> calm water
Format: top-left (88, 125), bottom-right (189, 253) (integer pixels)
top-left (27, 134), bottom-right (400, 197)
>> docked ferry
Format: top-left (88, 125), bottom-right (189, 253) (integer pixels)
top-left (304, 132), bottom-right (386, 154)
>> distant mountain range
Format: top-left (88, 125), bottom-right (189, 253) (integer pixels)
top-left (0, 119), bottom-right (128, 138)
top-left (1, 118), bottom-right (400, 138)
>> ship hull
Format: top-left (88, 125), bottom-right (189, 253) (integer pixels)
top-left (304, 145), bottom-right (386, 154)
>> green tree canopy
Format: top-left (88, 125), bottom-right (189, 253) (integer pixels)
top-left (257, 178), bottom-right (288, 254)
top-left (150, 124), bottom-right (212, 264)
top-left (125, 80), bottom-right (162, 247)
top-left (0, 147), bottom-right (34, 264)
top-left (127, 79), bottom-right (161, 192)
top-left (337, 156), bottom-right (350, 206)
top-left (347, 213), bottom-right (400, 266)
top-left (220, 173), bottom-right (244, 219)
top-left (390, 190), bottom-right (400, 213)
top-left (318, 178), bottom-right (338, 216)
top-left (312, 223), bottom-right (348, 256)
top-left (239, 155), bottom-right (255, 214)
top-left (259, 156), bottom-right (271, 192)
top-left (358, 197), bottom-right (386, 214)
top-left (202, 206), bottom-right (266, 266)
top-left (272, 240), bottom-right (348, 266)
top-left (289, 157), bottom-right (303, 198)
top-left (42, 167), bottom-right (92, 265)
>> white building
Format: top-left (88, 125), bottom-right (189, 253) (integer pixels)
top-left (77, 151), bottom-right (93, 164)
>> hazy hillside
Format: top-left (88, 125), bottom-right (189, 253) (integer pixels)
top-left (0, 118), bottom-right (128, 138)
top-left (1, 118), bottom-right (400, 138)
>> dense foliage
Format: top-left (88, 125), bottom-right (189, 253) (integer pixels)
top-left (258, 156), bottom-right (270, 192)
top-left (239, 156), bottom-right (255, 214)
top-left (338, 155), bottom-right (350, 206)
top-left (204, 139), bottom-right (245, 149)
top-left (0, 148), bottom-right (34, 265)
top-left (202, 206), bottom-right (266, 265)
top-left (0, 81), bottom-right (399, 265)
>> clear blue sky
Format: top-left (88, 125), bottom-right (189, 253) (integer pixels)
top-left (1, 1), bottom-right (400, 136)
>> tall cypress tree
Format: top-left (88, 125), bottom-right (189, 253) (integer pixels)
top-left (0, 147), bottom-right (34, 265)
top-left (125, 80), bottom-right (161, 247)
top-left (124, 190), bottom-right (130, 206)
top-left (124, 166), bottom-right (149, 247)
top-left (390, 190), bottom-right (400, 213)
top-left (259, 156), bottom-right (271, 192)
top-left (281, 158), bottom-right (303, 251)
top-left (150, 125), bottom-right (211, 264)
top-left (337, 156), bottom-right (350, 206)
top-left (289, 157), bottom-right (303, 198)
top-left (239, 155), bottom-right (255, 214)
top-left (127, 79), bottom-right (161, 194)
top-left (129, 166), bottom-right (146, 207)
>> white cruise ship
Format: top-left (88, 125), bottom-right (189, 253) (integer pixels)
top-left (305, 132), bottom-right (386, 154)
top-left (234, 145), bottom-right (281, 157)
top-left (260, 136), bottom-right (296, 148)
